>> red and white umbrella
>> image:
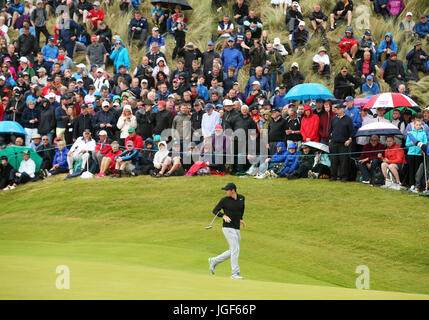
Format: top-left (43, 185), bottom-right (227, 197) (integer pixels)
top-left (363, 93), bottom-right (418, 110)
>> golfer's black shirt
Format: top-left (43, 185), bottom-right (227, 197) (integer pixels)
top-left (213, 194), bottom-right (245, 230)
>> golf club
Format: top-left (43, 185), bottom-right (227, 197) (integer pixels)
top-left (205, 212), bottom-right (220, 230)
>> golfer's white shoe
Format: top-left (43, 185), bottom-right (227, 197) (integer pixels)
top-left (208, 258), bottom-right (216, 275)
top-left (231, 274), bottom-right (244, 280)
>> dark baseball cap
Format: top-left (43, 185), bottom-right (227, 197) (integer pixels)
top-left (221, 182), bottom-right (237, 191)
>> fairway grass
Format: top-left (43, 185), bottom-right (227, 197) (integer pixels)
top-left (0, 176), bottom-right (428, 299)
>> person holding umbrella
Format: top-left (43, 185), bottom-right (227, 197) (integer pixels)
top-left (1, 156), bottom-right (15, 190)
top-left (208, 182), bottom-right (246, 279)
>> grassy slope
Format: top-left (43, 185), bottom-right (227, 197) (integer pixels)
top-left (0, 175), bottom-right (428, 299)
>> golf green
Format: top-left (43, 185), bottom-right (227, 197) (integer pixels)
top-left (0, 175), bottom-right (428, 299)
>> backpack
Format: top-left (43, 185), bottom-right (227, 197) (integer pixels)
top-left (370, 165), bottom-right (385, 186)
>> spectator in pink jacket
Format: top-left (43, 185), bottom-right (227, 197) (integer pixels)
top-left (387, 0), bottom-right (405, 21)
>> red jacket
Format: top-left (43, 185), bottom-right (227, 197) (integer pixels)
top-left (105, 150), bottom-right (122, 171)
top-left (301, 105), bottom-right (320, 142)
top-left (95, 140), bottom-right (112, 154)
top-left (360, 143), bottom-right (385, 162)
top-left (125, 134), bottom-right (144, 151)
top-left (338, 36), bottom-right (359, 54)
top-left (87, 9), bottom-right (104, 27)
top-left (383, 143), bottom-right (406, 164)
top-left (318, 102), bottom-right (335, 142)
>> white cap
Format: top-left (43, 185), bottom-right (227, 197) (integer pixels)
top-left (223, 99), bottom-right (234, 106)
top-left (76, 63), bottom-right (86, 69)
top-left (273, 38), bottom-right (281, 45)
top-left (76, 78), bottom-right (83, 83)
top-left (19, 57), bottom-right (28, 64)
top-left (46, 92), bottom-right (56, 99)
top-left (406, 12), bottom-right (413, 16)
top-left (96, 67), bottom-right (104, 73)
top-left (102, 100), bottom-right (110, 107)
top-left (94, 1), bottom-right (100, 5)
top-left (0, 75), bottom-right (5, 81)
top-left (292, 1), bottom-right (299, 6)
top-left (99, 130), bottom-right (108, 136)
top-left (291, 62), bottom-right (299, 69)
top-left (299, 21), bottom-right (306, 27)
top-left (252, 80), bottom-right (260, 86)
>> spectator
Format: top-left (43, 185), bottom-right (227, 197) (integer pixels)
top-left (405, 113), bottom-right (427, 187)
top-left (86, 1), bottom-right (104, 31)
top-left (344, 96), bottom-right (361, 133)
top-left (243, 10), bottom-right (263, 39)
top-left (309, 3), bottom-right (328, 31)
top-left (362, 75), bottom-right (380, 96)
top-left (178, 42), bottom-right (202, 72)
top-left (285, 2), bottom-right (303, 33)
top-left (291, 21), bottom-right (309, 55)
top-left (329, 103), bottom-right (355, 182)
top-left (171, 13), bottom-right (187, 60)
top-left (414, 14), bottom-right (429, 40)
top-left (22, 99), bottom-right (40, 146)
top-left (58, 12), bottom-right (80, 59)
top-left (301, 104), bottom-right (320, 142)
top-left (355, 51), bottom-right (376, 84)
top-left (36, 135), bottom-right (55, 176)
top-left (110, 38), bottom-right (130, 73)
top-left (334, 66), bottom-right (358, 99)
top-left (86, 35), bottom-right (108, 69)
top-left (31, 0), bottom-right (50, 48)
top-left (233, 0), bottom-right (249, 26)
top-left (265, 43), bottom-right (283, 94)
top-left (112, 140), bottom-right (139, 178)
top-left (373, 0), bottom-right (389, 20)
top-left (146, 27), bottom-right (166, 53)
top-left (1, 156), bottom-right (16, 190)
top-left (377, 32), bottom-right (398, 63)
top-left (329, 0), bottom-right (354, 31)
top-left (201, 103), bottom-right (221, 138)
top-left (380, 52), bottom-right (406, 91)
top-left (400, 12), bottom-right (416, 39)
top-left (380, 135), bottom-right (406, 185)
top-left (67, 129), bottom-right (96, 174)
top-left (319, 101), bottom-right (335, 144)
top-left (217, 15), bottom-right (234, 40)
top-left (272, 84), bottom-right (289, 110)
top-left (287, 145), bottom-right (314, 179)
top-left (338, 26), bottom-right (358, 64)
top-left (221, 37), bottom-right (244, 79)
top-left (29, 133), bottom-right (42, 151)
top-left (13, 150), bottom-right (36, 188)
top-left (357, 29), bottom-right (377, 63)
top-left (308, 150), bottom-right (331, 179)
top-left (17, 25), bottom-right (37, 62)
top-left (128, 10), bottom-right (149, 51)
top-left (312, 46), bottom-right (330, 79)
top-left (386, 0), bottom-right (405, 22)
top-left (266, 108), bottom-right (287, 154)
top-left (202, 41), bottom-right (220, 77)
top-left (357, 135), bottom-right (385, 183)
top-left (282, 62), bottom-right (304, 92)
top-left (406, 40), bottom-right (428, 81)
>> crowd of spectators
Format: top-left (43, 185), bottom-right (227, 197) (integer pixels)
top-left (0, 0), bottom-right (428, 193)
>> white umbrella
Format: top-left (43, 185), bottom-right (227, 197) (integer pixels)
top-left (302, 141), bottom-right (329, 153)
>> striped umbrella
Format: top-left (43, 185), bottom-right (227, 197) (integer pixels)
top-left (355, 122), bottom-right (402, 137)
top-left (363, 93), bottom-right (418, 109)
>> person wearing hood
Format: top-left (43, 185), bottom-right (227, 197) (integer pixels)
top-left (37, 98), bottom-right (55, 143)
top-left (319, 101), bottom-right (335, 144)
top-left (110, 38), bottom-right (130, 74)
top-left (153, 100), bottom-right (174, 136)
top-left (287, 145), bottom-right (315, 179)
top-left (277, 142), bottom-right (299, 177)
top-left (116, 105), bottom-right (137, 145)
top-left (377, 32), bottom-right (398, 63)
top-left (152, 140), bottom-right (169, 174)
top-left (406, 40), bottom-right (428, 81)
top-left (338, 26), bottom-right (358, 64)
top-left (152, 57), bottom-right (169, 79)
top-left (301, 105), bottom-right (320, 142)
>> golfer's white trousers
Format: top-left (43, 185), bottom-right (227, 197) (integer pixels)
top-left (67, 152), bottom-right (90, 171)
top-left (213, 227), bottom-right (241, 276)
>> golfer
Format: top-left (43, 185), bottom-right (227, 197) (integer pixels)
top-left (208, 182), bottom-right (246, 279)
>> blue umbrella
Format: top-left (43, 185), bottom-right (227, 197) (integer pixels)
top-left (285, 83), bottom-right (334, 101)
top-left (0, 121), bottom-right (27, 136)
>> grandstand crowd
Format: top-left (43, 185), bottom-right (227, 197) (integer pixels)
top-left (0, 0), bottom-right (429, 193)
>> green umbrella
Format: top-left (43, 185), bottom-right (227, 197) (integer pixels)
top-left (384, 107), bottom-right (420, 121)
top-left (0, 146), bottom-right (43, 172)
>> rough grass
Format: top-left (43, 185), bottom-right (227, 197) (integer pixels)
top-left (0, 175), bottom-right (429, 299)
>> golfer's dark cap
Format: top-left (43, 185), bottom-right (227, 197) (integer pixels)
top-left (222, 182), bottom-right (237, 191)
top-left (404, 109), bottom-right (413, 115)
top-left (1, 155), bottom-right (8, 161)
top-left (22, 150), bottom-right (30, 155)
